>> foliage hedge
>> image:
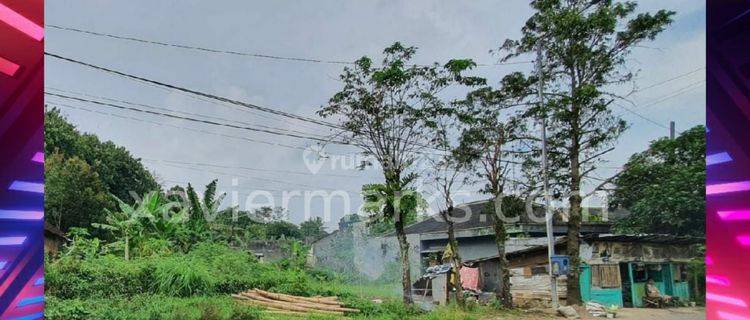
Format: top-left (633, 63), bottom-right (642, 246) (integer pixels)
top-left (47, 242), bottom-right (323, 299)
top-left (46, 241), bottom-right (429, 319)
top-left (45, 295), bottom-right (261, 320)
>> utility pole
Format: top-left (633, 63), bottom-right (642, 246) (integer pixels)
top-left (669, 121), bottom-right (675, 139)
top-left (537, 40), bottom-right (559, 309)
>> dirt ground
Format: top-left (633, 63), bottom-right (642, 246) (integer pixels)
top-left (486, 307), bottom-right (706, 320)
top-left (610, 307), bottom-right (706, 320)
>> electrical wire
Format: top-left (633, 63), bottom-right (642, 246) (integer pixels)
top-left (46, 91), bottom-right (349, 144)
top-left (47, 24), bottom-right (533, 67)
top-left (45, 52), bottom-right (344, 130)
top-left (47, 101), bottom-right (316, 152)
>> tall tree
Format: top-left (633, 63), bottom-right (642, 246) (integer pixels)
top-left (319, 43), bottom-right (478, 303)
top-left (612, 126), bottom-right (705, 237)
top-left (500, 0), bottom-right (674, 304)
top-left (45, 153), bottom-right (113, 232)
top-left (458, 73), bottom-right (534, 307)
top-left (426, 127), bottom-right (470, 306)
top-left (45, 108), bottom-right (159, 204)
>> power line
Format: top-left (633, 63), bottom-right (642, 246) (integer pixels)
top-left (633, 67), bottom-right (704, 93)
top-left (47, 101), bottom-right (317, 152)
top-left (158, 161), bottom-right (362, 193)
top-left (44, 53), bottom-right (460, 156)
top-left (613, 103), bottom-right (668, 129)
top-left (640, 79), bottom-right (705, 108)
top-left (47, 24), bottom-right (533, 67)
top-left (160, 178), bottom-right (286, 194)
top-left (141, 158), bottom-right (361, 179)
top-left (48, 100), bottom-right (409, 159)
top-left (614, 79), bottom-right (706, 130)
top-left (46, 92), bottom-right (349, 145)
top-left (46, 87), bottom-right (333, 140)
top-left (45, 52), bottom-right (344, 130)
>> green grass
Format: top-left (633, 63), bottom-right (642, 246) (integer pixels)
top-left (262, 303), bottom-right (541, 320)
top-left (46, 242), bottom-right (547, 320)
top-left (308, 281), bottom-right (401, 299)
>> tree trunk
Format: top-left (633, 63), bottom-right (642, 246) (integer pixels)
top-left (490, 198), bottom-right (512, 308)
top-left (566, 136), bottom-right (582, 305)
top-left (388, 171), bottom-right (413, 305)
top-left (566, 192), bottom-right (582, 305)
top-left (124, 235), bottom-right (130, 261)
top-left (395, 217), bottom-right (413, 304)
top-left (445, 206), bottom-right (465, 306)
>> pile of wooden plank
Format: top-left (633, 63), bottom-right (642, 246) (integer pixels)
top-left (232, 289), bottom-right (360, 316)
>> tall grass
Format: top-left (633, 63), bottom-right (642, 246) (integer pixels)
top-left (152, 256), bottom-right (215, 296)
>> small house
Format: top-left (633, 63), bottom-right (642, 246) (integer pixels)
top-left (464, 234), bottom-right (703, 307)
top-left (44, 221), bottom-right (67, 255)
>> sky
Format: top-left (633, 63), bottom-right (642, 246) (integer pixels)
top-left (45, 0), bottom-right (706, 231)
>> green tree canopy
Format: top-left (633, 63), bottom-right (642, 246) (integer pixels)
top-left (45, 153), bottom-right (113, 232)
top-left (300, 217), bottom-right (327, 240)
top-left (45, 108), bottom-right (159, 204)
top-left (612, 125), bottom-right (706, 237)
top-left (500, 0), bottom-right (675, 304)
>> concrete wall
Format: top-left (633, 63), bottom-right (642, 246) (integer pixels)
top-left (311, 223), bottom-right (560, 283)
top-left (310, 222), bottom-right (421, 281)
top-left (247, 240), bottom-right (290, 262)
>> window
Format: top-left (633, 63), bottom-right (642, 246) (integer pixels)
top-left (523, 265), bottom-right (548, 278)
top-left (633, 264), bottom-right (648, 282)
top-left (531, 265), bottom-right (548, 275)
top-left (673, 264), bottom-right (687, 282)
top-left (591, 264), bottom-right (621, 288)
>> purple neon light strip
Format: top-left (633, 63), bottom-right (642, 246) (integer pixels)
top-left (0, 56), bottom-right (19, 77)
top-left (0, 3), bottom-right (44, 41)
top-left (0, 210), bottom-right (43, 220)
top-left (16, 295), bottom-right (43, 307)
top-left (738, 235), bottom-right (750, 246)
top-left (30, 152), bottom-right (42, 163)
top-left (707, 292), bottom-right (748, 307)
top-left (0, 237), bottom-right (26, 246)
top-left (718, 210), bottom-right (750, 221)
top-left (707, 275), bottom-right (732, 286)
top-left (707, 181), bottom-right (750, 195)
top-left (13, 312), bottom-right (44, 320)
top-left (8, 181), bottom-right (43, 193)
top-left (719, 311), bottom-right (750, 320)
top-left (707, 152), bottom-right (733, 166)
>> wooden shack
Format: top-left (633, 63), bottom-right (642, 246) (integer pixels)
top-left (463, 234), bottom-right (703, 307)
top-left (44, 221), bottom-right (67, 255)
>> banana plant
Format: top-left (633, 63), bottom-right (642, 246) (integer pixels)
top-left (92, 197), bottom-right (141, 260)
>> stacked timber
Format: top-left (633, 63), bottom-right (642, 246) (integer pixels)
top-left (232, 289), bottom-right (360, 316)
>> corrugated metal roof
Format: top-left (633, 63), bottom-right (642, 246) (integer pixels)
top-left (463, 234), bottom-right (704, 264)
top-left (402, 199), bottom-right (608, 235)
top-left (582, 234), bottom-right (704, 245)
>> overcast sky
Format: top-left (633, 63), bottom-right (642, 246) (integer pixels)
top-left (45, 1), bottom-right (705, 231)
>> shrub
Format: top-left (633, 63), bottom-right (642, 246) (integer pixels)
top-left (46, 295), bottom-right (261, 320)
top-left (46, 255), bottom-right (149, 299)
top-left (152, 256), bottom-right (215, 296)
